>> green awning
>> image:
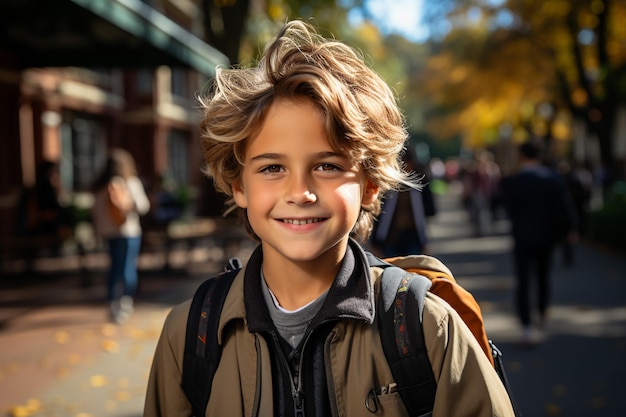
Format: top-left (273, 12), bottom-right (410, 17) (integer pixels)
top-left (0, 0), bottom-right (229, 76)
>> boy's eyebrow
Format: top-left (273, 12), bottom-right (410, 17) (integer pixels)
top-left (249, 151), bottom-right (346, 162)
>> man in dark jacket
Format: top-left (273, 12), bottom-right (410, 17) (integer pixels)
top-left (502, 141), bottom-right (577, 346)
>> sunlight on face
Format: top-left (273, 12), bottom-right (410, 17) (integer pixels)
top-left (232, 97), bottom-right (378, 267)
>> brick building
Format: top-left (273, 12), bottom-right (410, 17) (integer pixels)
top-left (0, 0), bottom-right (229, 247)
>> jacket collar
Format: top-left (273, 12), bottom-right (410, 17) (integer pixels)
top-left (238, 239), bottom-right (376, 335)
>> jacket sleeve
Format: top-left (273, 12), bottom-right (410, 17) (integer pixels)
top-left (422, 293), bottom-right (515, 417)
top-left (144, 300), bottom-right (193, 417)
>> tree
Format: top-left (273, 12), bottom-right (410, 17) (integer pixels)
top-left (200, 0), bottom-right (368, 64)
top-left (417, 0), bottom-right (626, 182)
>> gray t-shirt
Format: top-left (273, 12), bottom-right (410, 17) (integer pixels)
top-left (261, 270), bottom-right (329, 349)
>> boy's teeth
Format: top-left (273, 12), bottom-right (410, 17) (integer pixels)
top-left (284, 218), bottom-right (322, 225)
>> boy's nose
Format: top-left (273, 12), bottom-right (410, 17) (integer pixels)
top-left (285, 176), bottom-right (317, 205)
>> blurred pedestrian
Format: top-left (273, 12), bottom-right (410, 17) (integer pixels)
top-left (91, 148), bottom-right (150, 324)
top-left (502, 141), bottom-right (577, 346)
top-left (463, 149), bottom-right (500, 236)
top-left (150, 173), bottom-right (184, 226)
top-left (370, 148), bottom-right (435, 257)
top-left (16, 160), bottom-right (70, 264)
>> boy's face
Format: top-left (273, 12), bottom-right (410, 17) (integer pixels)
top-left (232, 97), bottom-right (379, 266)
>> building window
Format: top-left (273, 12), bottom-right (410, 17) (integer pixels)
top-left (60, 117), bottom-right (107, 191)
top-left (171, 67), bottom-right (188, 99)
top-left (167, 129), bottom-right (189, 186)
top-left (137, 68), bottom-right (153, 95)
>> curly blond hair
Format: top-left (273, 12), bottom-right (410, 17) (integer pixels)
top-left (199, 20), bottom-right (417, 242)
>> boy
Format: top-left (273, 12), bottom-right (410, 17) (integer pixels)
top-left (144, 20), bottom-right (515, 417)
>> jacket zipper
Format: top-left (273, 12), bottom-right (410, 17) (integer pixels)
top-left (269, 330), bottom-right (307, 417)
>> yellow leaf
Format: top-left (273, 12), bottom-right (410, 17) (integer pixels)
top-left (7, 405), bottom-right (28, 417)
top-left (68, 353), bottom-right (81, 365)
top-left (101, 323), bottom-right (117, 337)
top-left (54, 331), bottom-right (71, 344)
top-left (24, 398), bottom-right (41, 413)
top-left (115, 391), bottom-right (131, 402)
top-left (90, 374), bottom-right (108, 388)
top-left (544, 403), bottom-right (562, 415)
top-left (55, 366), bottom-right (71, 379)
top-left (101, 339), bottom-right (119, 353)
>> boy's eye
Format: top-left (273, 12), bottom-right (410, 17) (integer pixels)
top-left (261, 164), bottom-right (283, 173)
top-left (316, 163), bottom-right (340, 172)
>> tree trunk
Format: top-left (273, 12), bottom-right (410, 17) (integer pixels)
top-left (202, 0), bottom-right (251, 65)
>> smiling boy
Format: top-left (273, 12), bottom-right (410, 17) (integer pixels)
top-left (144, 20), bottom-right (515, 417)
top-left (232, 97), bottom-right (379, 309)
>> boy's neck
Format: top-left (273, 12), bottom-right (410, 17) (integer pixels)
top-left (261, 246), bottom-right (345, 311)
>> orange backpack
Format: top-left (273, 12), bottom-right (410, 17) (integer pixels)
top-left (383, 254), bottom-right (494, 365)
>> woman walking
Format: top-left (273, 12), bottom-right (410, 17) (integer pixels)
top-left (92, 148), bottom-right (150, 324)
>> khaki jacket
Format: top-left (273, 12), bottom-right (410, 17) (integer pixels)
top-left (144, 249), bottom-right (515, 417)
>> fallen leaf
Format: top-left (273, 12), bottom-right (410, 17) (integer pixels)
top-left (7, 405), bottom-right (28, 417)
top-left (114, 391), bottom-right (131, 402)
top-left (55, 366), bottom-right (71, 379)
top-left (54, 331), bottom-right (71, 344)
top-left (68, 353), bottom-right (81, 365)
top-left (90, 374), bottom-right (108, 388)
top-left (544, 403), bottom-right (561, 415)
top-left (8, 398), bottom-right (41, 417)
top-left (101, 323), bottom-right (117, 337)
top-left (24, 398), bottom-right (41, 413)
top-left (101, 339), bottom-right (119, 353)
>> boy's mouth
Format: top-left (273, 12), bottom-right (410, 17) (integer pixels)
top-left (281, 218), bottom-right (325, 225)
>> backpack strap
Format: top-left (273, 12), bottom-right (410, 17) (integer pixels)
top-left (369, 253), bottom-right (437, 417)
top-left (490, 341), bottom-right (523, 417)
top-left (182, 260), bottom-right (240, 417)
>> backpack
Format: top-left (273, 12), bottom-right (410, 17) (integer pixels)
top-left (107, 179), bottom-right (132, 227)
top-left (182, 255), bottom-right (521, 417)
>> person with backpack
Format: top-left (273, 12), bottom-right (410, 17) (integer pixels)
top-left (144, 21), bottom-right (516, 417)
top-left (92, 148), bottom-right (150, 324)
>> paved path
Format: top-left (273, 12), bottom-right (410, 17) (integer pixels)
top-left (0, 189), bottom-right (624, 416)
top-left (427, 189), bottom-right (626, 417)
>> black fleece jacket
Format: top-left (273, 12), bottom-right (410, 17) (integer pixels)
top-left (243, 239), bottom-right (376, 417)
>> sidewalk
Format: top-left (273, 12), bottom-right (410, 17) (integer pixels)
top-left (0, 240), bottom-right (256, 417)
top-left (427, 189), bottom-right (626, 417)
top-left (1, 189), bottom-right (625, 417)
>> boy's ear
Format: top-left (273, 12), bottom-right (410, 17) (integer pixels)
top-left (361, 179), bottom-right (379, 205)
top-left (232, 180), bottom-right (248, 208)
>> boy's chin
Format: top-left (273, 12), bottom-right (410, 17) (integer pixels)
top-left (263, 240), bottom-right (346, 264)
